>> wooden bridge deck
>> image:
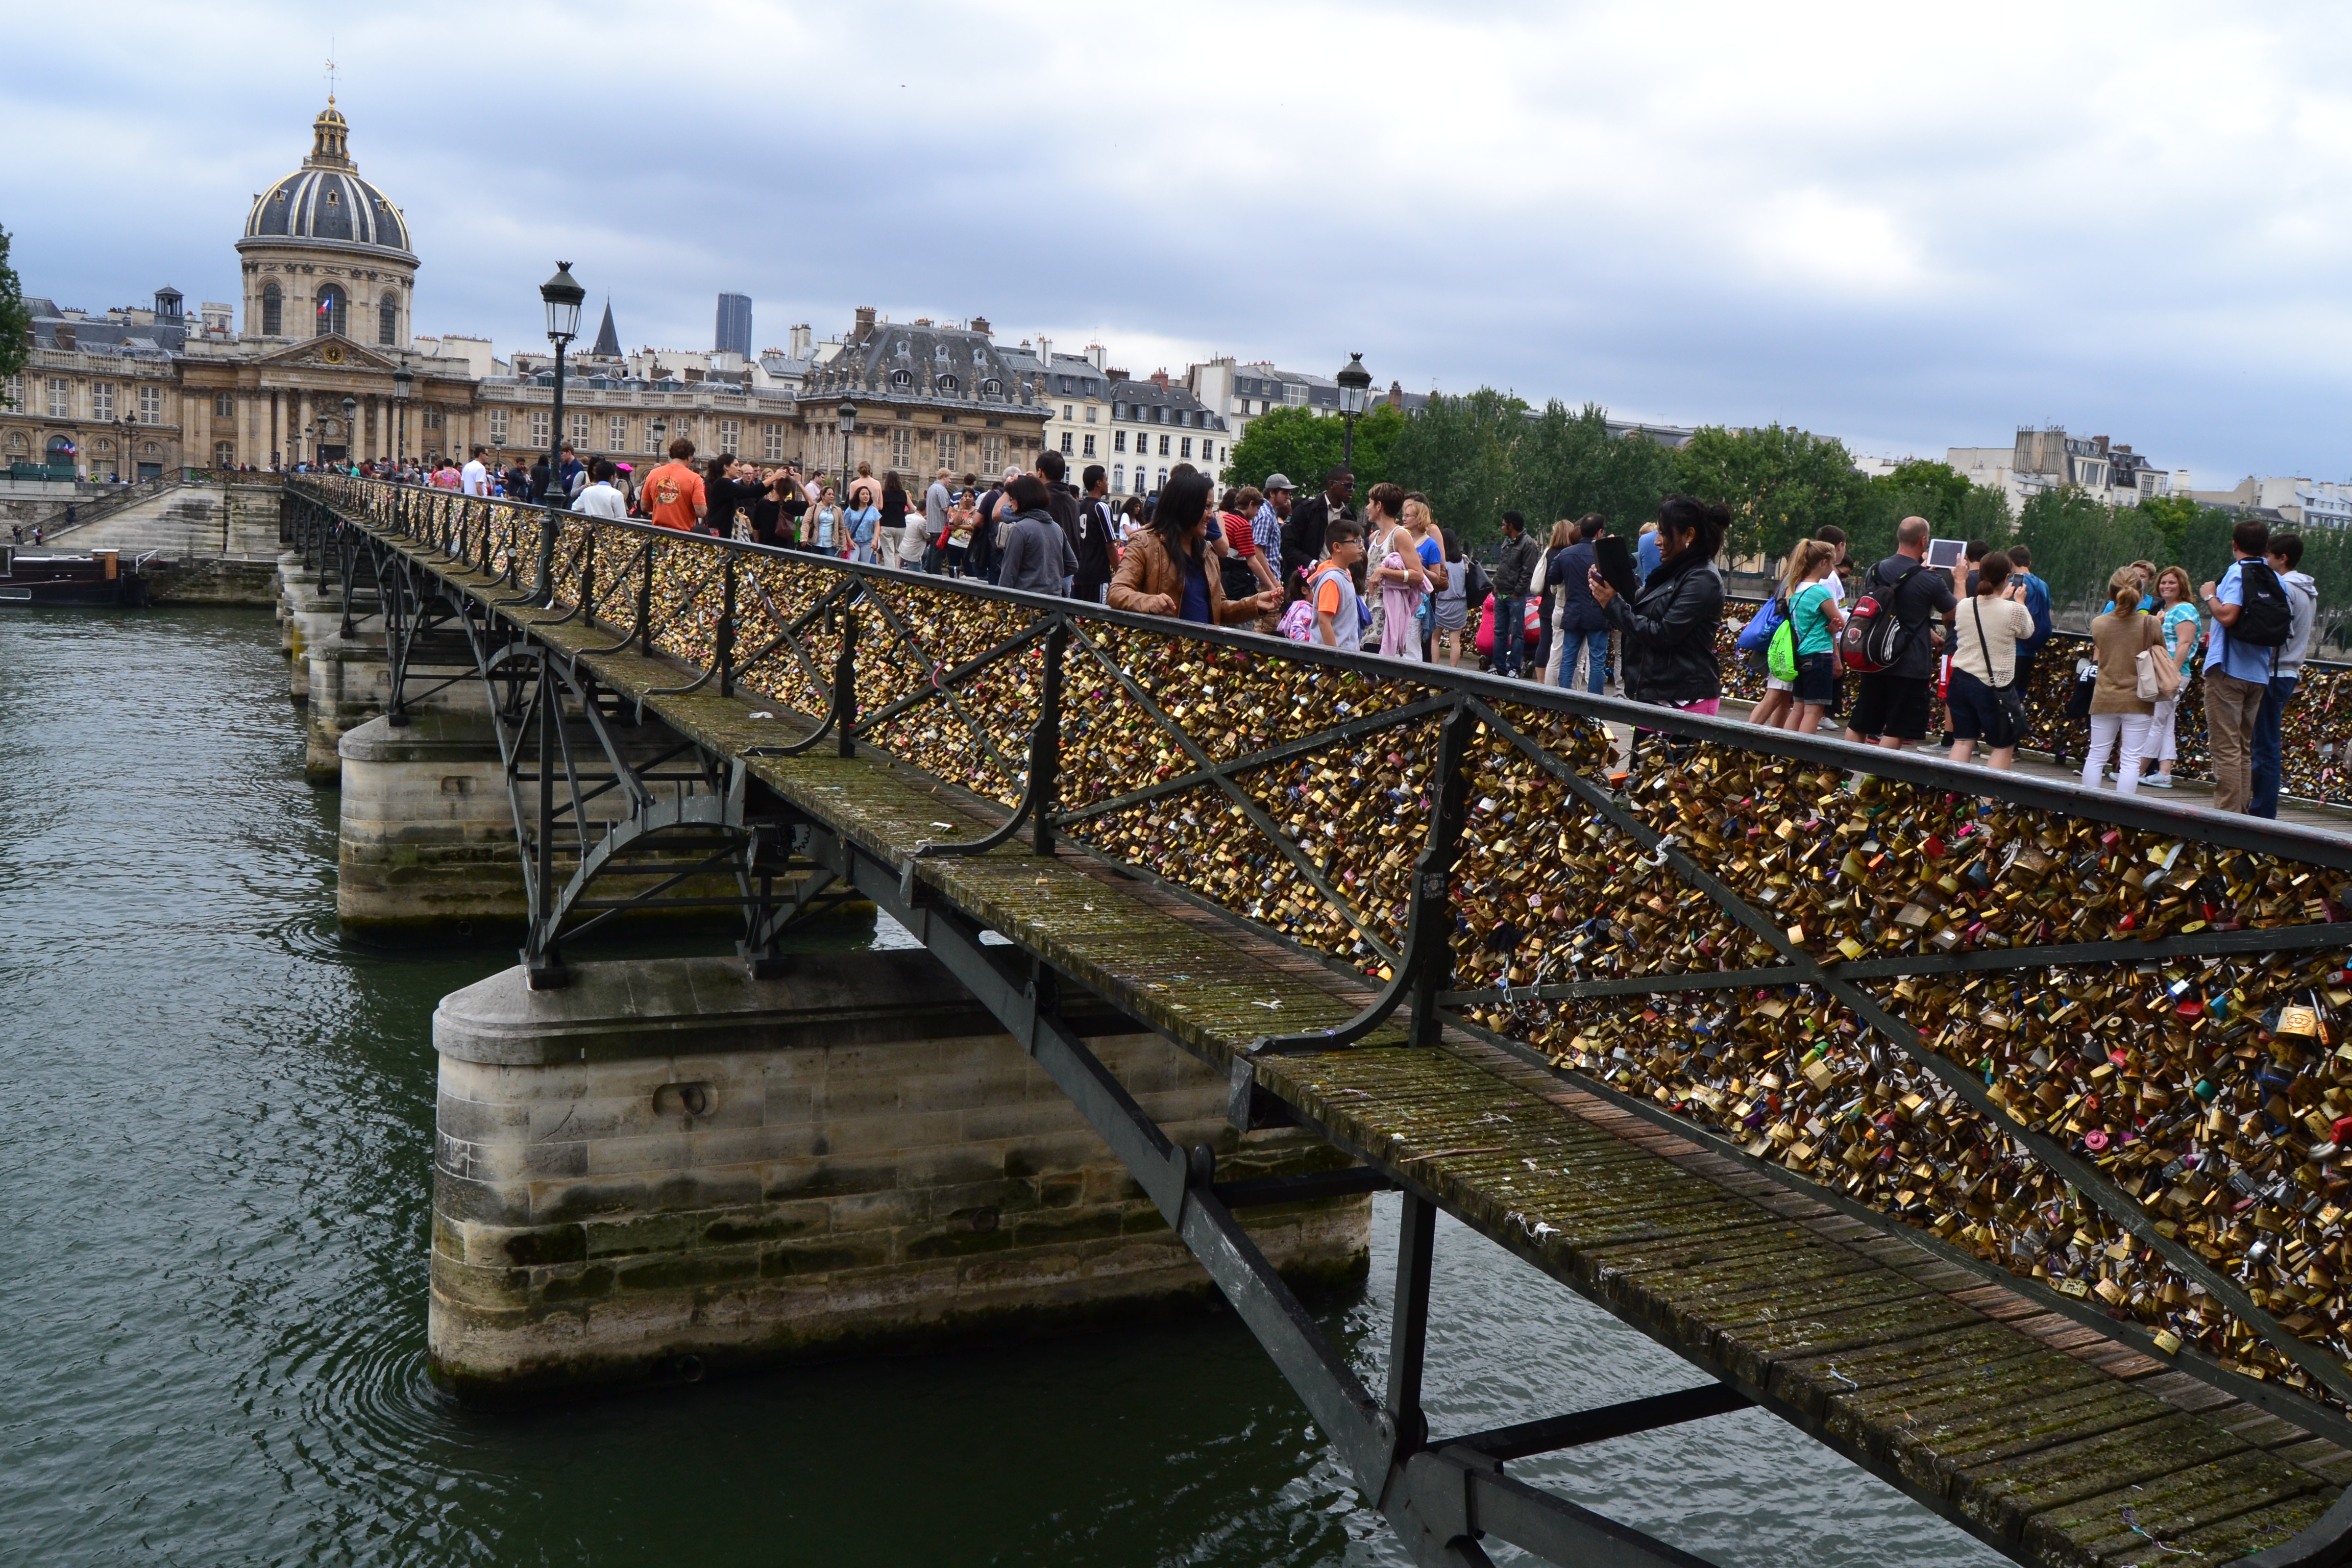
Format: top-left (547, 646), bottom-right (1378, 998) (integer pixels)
top-left (384, 527), bottom-right (2352, 1567)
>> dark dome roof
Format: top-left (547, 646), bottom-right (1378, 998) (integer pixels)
top-left (239, 103), bottom-right (414, 261)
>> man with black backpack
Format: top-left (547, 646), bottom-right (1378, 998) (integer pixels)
top-left (2200, 518), bottom-right (2291, 814)
top-left (1843, 517), bottom-right (1956, 751)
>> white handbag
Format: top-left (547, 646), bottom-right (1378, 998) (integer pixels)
top-left (2135, 646), bottom-right (2180, 702)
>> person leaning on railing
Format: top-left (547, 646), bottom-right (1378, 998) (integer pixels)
top-left (1109, 470), bottom-right (1280, 625)
top-left (1587, 494), bottom-right (1728, 715)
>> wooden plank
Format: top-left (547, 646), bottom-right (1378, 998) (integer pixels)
top-left (2100, 1494), bottom-right (2336, 1566)
top-left (1952, 1412), bottom-right (2250, 1542)
top-left (2023, 1450), bottom-right (2324, 1565)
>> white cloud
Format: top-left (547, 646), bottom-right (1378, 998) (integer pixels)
top-left (8, 1), bottom-right (2352, 479)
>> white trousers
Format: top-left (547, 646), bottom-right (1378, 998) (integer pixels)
top-left (2145, 693), bottom-right (2180, 765)
top-left (2082, 712), bottom-right (2153, 795)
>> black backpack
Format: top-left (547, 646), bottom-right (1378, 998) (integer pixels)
top-left (2231, 560), bottom-right (2292, 649)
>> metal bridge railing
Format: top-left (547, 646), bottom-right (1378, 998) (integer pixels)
top-left (302, 473), bottom-right (2352, 1430)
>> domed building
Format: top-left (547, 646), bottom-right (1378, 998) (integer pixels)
top-left (237, 100), bottom-right (416, 349)
top-left (5, 96), bottom-right (835, 479)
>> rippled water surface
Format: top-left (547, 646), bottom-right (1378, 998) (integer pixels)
top-left (0, 605), bottom-right (2004, 1565)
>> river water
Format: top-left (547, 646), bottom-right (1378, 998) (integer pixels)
top-left (0, 605), bottom-right (2005, 1566)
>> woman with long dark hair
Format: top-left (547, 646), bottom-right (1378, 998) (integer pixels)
top-left (1587, 494), bottom-right (1729, 713)
top-left (1108, 471), bottom-right (1278, 625)
top-left (877, 470), bottom-right (912, 564)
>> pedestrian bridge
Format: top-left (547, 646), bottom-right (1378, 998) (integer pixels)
top-left (290, 473), bottom-right (2352, 1568)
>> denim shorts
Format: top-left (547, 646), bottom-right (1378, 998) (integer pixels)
top-left (1794, 651), bottom-right (1839, 707)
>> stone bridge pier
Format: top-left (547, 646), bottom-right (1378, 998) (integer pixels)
top-left (278, 550), bottom-right (485, 788)
top-left (428, 953), bottom-right (1369, 1398)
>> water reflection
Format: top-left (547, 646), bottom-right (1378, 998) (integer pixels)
top-left (0, 606), bottom-right (1995, 1566)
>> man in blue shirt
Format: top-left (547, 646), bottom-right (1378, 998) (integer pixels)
top-left (2006, 542), bottom-right (2053, 686)
top-left (2199, 518), bottom-right (2278, 815)
top-left (2252, 532), bottom-right (2319, 818)
top-left (1636, 522), bottom-right (1662, 583)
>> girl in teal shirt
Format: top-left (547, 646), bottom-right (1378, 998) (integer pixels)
top-left (1781, 540), bottom-right (1846, 735)
top-left (2140, 565), bottom-right (2201, 788)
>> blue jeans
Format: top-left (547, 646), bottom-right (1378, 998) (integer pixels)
top-left (2251, 673), bottom-right (2298, 818)
top-left (1556, 626), bottom-right (1606, 694)
top-left (1496, 594), bottom-right (1527, 674)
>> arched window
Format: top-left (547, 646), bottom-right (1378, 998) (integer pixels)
top-left (936, 375), bottom-right (960, 394)
top-left (891, 368), bottom-right (913, 387)
top-left (261, 282), bottom-right (282, 336)
top-left (314, 283), bottom-right (347, 337)
top-left (378, 291), bottom-right (398, 346)
top-left (980, 378), bottom-right (1001, 396)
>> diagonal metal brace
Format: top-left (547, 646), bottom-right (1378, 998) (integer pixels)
top-left (1253, 702), bottom-right (1477, 1055)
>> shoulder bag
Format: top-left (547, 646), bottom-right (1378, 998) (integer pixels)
top-left (1970, 599), bottom-right (2029, 748)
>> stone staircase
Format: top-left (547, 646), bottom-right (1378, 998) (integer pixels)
top-left (44, 482), bottom-right (279, 559)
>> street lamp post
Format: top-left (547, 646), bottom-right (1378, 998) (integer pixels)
top-left (836, 399), bottom-right (856, 502)
top-left (1334, 352), bottom-right (1372, 473)
top-left (341, 395), bottom-right (358, 471)
top-left (116, 416), bottom-right (132, 483)
top-left (391, 366), bottom-right (412, 468)
top-left (539, 262), bottom-right (585, 503)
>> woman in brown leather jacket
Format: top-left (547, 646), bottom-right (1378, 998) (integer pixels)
top-left (1108, 472), bottom-right (1280, 625)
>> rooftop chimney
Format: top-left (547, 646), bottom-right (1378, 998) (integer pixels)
top-left (970, 315), bottom-right (992, 337)
top-left (853, 305), bottom-right (876, 338)
top-left (1086, 342), bottom-right (1106, 370)
top-left (1149, 369), bottom-right (1170, 389)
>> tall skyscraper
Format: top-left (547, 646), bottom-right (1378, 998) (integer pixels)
top-left (714, 292), bottom-right (752, 358)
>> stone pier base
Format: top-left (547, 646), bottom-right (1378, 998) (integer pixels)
top-left (338, 710), bottom-right (526, 937)
top-left (427, 952), bottom-right (1369, 1399)
top-left (337, 709), bottom-right (791, 942)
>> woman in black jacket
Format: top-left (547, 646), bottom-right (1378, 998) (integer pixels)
top-left (1588, 494), bottom-right (1728, 713)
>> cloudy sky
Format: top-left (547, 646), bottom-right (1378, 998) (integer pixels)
top-left (7, 1), bottom-right (2348, 484)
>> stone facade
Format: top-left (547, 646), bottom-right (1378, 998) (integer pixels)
top-left (429, 952), bottom-right (1368, 1396)
top-left (796, 308), bottom-right (1049, 489)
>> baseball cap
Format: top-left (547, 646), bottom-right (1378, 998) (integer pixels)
top-left (1264, 473), bottom-right (1294, 492)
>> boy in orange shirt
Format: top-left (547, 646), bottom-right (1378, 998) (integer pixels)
top-left (641, 438), bottom-right (708, 531)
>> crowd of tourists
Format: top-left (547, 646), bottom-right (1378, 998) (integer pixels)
top-left (347, 436), bottom-right (2323, 822)
top-left (1729, 514), bottom-right (2317, 820)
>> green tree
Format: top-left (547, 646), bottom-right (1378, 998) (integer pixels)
top-left (0, 225), bottom-right (27, 408)
top-left (1219, 401), bottom-right (1404, 495)
top-left (1849, 471), bottom-right (2014, 568)
top-left (1882, 459), bottom-right (1974, 517)
top-left (1386, 388), bottom-right (1529, 548)
top-left (1509, 401), bottom-right (1676, 539)
top-left (2013, 486), bottom-right (2167, 614)
top-left (2133, 494), bottom-right (2203, 563)
top-left (1669, 423), bottom-right (1868, 564)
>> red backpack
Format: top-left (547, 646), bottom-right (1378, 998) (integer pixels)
top-left (1837, 562), bottom-right (1924, 675)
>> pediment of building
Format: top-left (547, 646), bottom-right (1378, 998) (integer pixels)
top-left (252, 334), bottom-right (399, 374)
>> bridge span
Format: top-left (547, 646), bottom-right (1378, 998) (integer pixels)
top-left (287, 473), bottom-right (2352, 1568)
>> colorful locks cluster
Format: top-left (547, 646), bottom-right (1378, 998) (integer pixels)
top-left (1448, 724), bottom-right (1753, 988)
top-left (1612, 757), bottom-right (2332, 965)
top-left (1056, 624), bottom-right (1427, 811)
top-left (1471, 945), bottom-right (2352, 1398)
top-left (854, 583), bottom-right (1044, 807)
